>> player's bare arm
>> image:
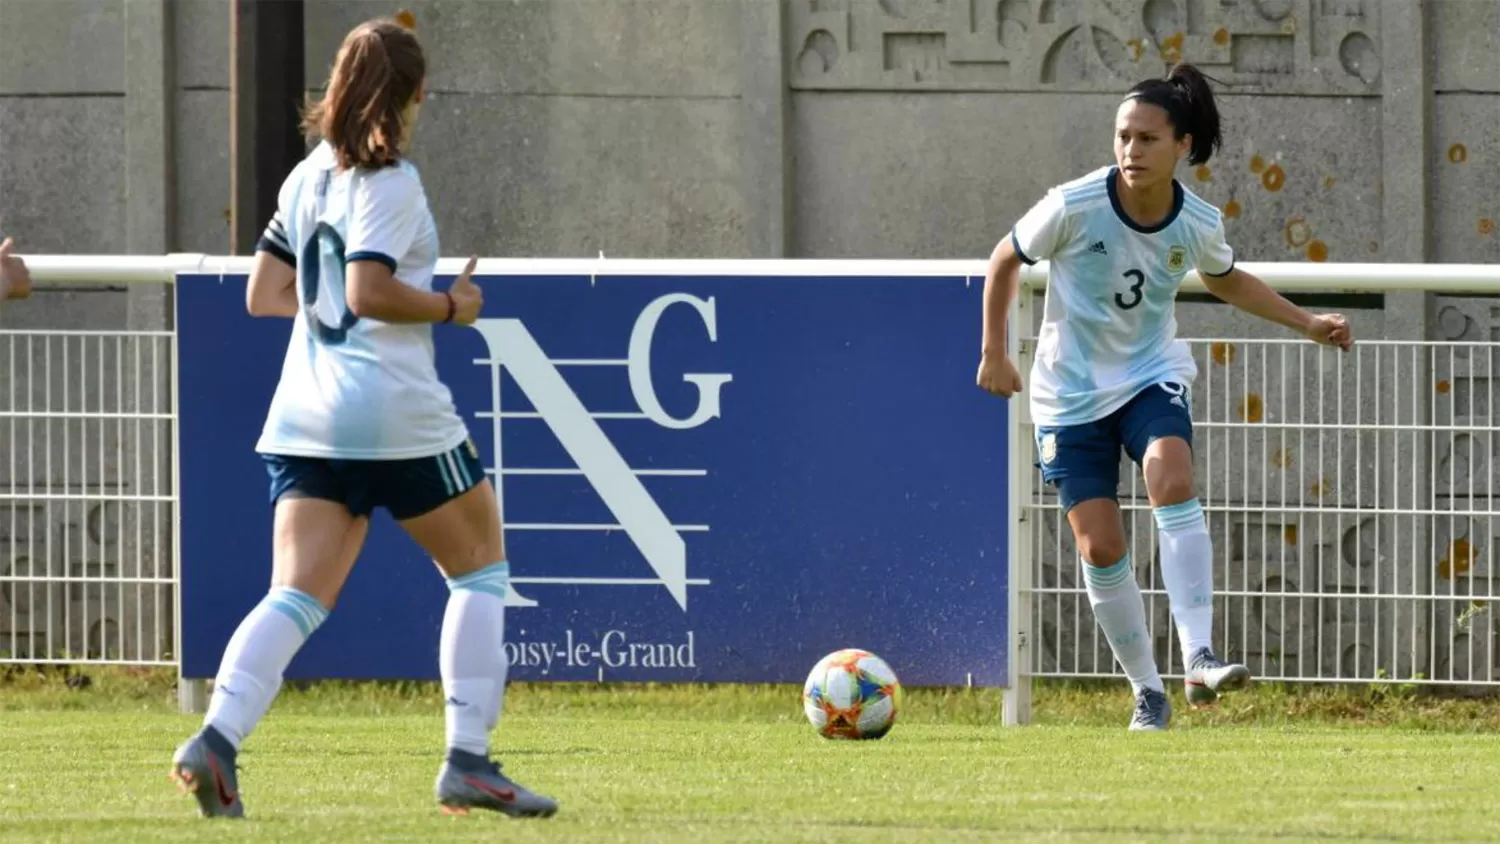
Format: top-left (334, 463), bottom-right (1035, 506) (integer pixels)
top-left (976, 235), bottom-right (1024, 398)
top-left (1201, 266), bottom-right (1353, 351)
top-left (246, 250), bottom-right (298, 317)
top-left (346, 255), bottom-right (482, 325)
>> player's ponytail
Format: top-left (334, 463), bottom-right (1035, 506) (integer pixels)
top-left (301, 18), bottom-right (426, 171)
top-left (1125, 62), bottom-right (1223, 166)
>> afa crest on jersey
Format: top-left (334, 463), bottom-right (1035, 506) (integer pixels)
top-left (1166, 245), bottom-right (1187, 273)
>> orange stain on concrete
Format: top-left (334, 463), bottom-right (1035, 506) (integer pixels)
top-left (1272, 448), bottom-right (1295, 469)
top-left (1195, 165), bottom-right (1212, 182)
top-left (1159, 32), bottom-right (1184, 62)
top-left (1213, 27), bottom-right (1230, 46)
top-left (1437, 380), bottom-right (1452, 394)
top-left (1481, 218), bottom-right (1495, 236)
top-left (1223, 199), bottom-right (1242, 219)
top-left (1306, 240), bottom-right (1328, 262)
top-left (1438, 539), bottom-right (1476, 580)
top-left (1449, 143), bottom-right (1468, 164)
top-left (1283, 524), bottom-right (1299, 545)
top-left (1211, 342), bottom-right (1236, 366)
top-left (1262, 164), bottom-right (1286, 192)
top-left (1239, 393), bottom-right (1264, 423)
top-left (395, 8), bottom-right (417, 29)
top-left (1250, 155), bottom-right (1266, 174)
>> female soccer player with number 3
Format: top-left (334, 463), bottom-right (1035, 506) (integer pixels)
top-left (170, 18), bottom-right (557, 820)
top-left (977, 63), bottom-right (1353, 731)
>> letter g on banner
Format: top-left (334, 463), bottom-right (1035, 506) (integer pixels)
top-left (627, 294), bottom-right (733, 430)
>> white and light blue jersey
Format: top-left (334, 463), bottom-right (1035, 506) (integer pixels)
top-left (253, 142), bottom-right (469, 460)
top-left (1011, 165), bottom-right (1235, 428)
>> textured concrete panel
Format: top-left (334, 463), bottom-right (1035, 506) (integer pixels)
top-left (406, 93), bottom-right (746, 258)
top-left (1432, 0), bottom-right (1500, 93)
top-left (1431, 93), bottom-right (1500, 265)
top-left (174, 0), bottom-right (231, 90)
top-left (0, 98), bottom-right (126, 253)
top-left (789, 0), bottom-right (1381, 94)
top-left (174, 90), bottom-right (231, 254)
top-left (305, 0), bottom-right (740, 96)
top-left (0, 0), bottom-right (123, 94)
top-left (792, 91), bottom-right (1381, 260)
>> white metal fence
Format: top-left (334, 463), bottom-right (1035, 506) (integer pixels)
top-left (6, 256), bottom-right (1500, 717)
top-left (0, 328), bottom-right (176, 665)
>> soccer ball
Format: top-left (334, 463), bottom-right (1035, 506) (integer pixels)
top-left (801, 648), bottom-right (903, 740)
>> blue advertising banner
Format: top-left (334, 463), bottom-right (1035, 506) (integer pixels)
top-left (177, 271), bottom-right (1011, 687)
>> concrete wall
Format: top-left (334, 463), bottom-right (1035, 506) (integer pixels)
top-left (4, 1), bottom-right (1492, 275)
top-left (3, 0), bottom-right (1500, 676)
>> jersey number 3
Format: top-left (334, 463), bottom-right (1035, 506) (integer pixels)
top-left (1115, 269), bottom-right (1146, 311)
top-left (299, 222), bottom-right (361, 345)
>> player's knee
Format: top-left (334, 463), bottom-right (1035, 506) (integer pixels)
top-left (1149, 471), bottom-right (1195, 507)
top-left (1077, 532), bottom-right (1128, 568)
top-left (1143, 441), bottom-right (1195, 505)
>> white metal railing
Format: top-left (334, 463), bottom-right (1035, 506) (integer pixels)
top-left (7, 256), bottom-right (1500, 724)
top-left (0, 328), bottom-right (176, 664)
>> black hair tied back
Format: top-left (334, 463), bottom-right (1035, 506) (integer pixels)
top-left (1126, 62), bottom-right (1223, 166)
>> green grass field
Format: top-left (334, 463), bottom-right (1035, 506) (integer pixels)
top-left (4, 669), bottom-right (1500, 842)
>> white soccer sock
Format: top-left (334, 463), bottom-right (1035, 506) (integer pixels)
top-left (1154, 499), bottom-right (1215, 658)
top-left (441, 561), bottom-right (510, 758)
top-left (204, 586), bottom-right (329, 749)
top-left (1082, 554), bottom-right (1164, 694)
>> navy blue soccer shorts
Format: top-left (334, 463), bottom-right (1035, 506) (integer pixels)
top-left (1034, 381), bottom-right (1194, 514)
top-left (261, 438), bottom-right (486, 521)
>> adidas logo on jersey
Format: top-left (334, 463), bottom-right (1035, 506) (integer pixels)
top-left (1088, 240), bottom-right (1107, 255)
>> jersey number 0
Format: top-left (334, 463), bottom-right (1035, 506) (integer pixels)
top-left (299, 222), bottom-right (361, 346)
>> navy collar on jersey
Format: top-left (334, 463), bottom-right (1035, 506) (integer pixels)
top-left (1106, 165), bottom-right (1183, 234)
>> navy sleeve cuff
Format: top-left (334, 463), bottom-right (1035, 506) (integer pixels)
top-left (255, 237), bottom-right (296, 268)
top-left (346, 251), bottom-right (397, 272)
top-left (1010, 229), bottom-right (1037, 266)
top-left (1202, 259), bottom-right (1235, 278)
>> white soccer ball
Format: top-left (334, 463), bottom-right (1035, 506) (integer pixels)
top-left (801, 648), bottom-right (903, 740)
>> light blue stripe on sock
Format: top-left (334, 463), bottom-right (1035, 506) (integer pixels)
top-left (1083, 555), bottom-right (1133, 589)
top-left (446, 561), bottom-right (510, 599)
top-left (266, 586), bottom-right (328, 638)
top-left (1154, 499), bottom-right (1204, 532)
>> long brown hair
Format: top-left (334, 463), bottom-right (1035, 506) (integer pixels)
top-left (301, 18), bottom-right (426, 170)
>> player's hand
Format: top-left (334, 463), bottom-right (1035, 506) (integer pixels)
top-left (976, 352), bottom-right (1023, 398)
top-left (1305, 312), bottom-right (1353, 352)
top-left (0, 237), bottom-right (32, 300)
top-left (447, 256), bottom-right (483, 325)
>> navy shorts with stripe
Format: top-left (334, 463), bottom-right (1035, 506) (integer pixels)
top-left (261, 438), bottom-right (486, 520)
top-left (1035, 381), bottom-right (1193, 514)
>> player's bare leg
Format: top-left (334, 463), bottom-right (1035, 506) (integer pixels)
top-left (1069, 498), bottom-right (1170, 731)
top-left (400, 479), bottom-right (557, 818)
top-left (1143, 437), bottom-right (1250, 707)
top-left (171, 497), bottom-right (367, 818)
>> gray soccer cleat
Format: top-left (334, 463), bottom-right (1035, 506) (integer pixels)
top-left (1184, 647), bottom-right (1252, 708)
top-left (1128, 686), bottom-right (1172, 731)
top-left (435, 757), bottom-right (558, 819)
top-left (169, 727), bottom-right (244, 819)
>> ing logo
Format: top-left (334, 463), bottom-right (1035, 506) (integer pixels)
top-left (468, 294), bottom-right (732, 612)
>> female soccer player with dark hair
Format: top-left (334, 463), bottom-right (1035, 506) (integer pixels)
top-left (170, 17), bottom-right (557, 819)
top-left (977, 63), bottom-right (1353, 731)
